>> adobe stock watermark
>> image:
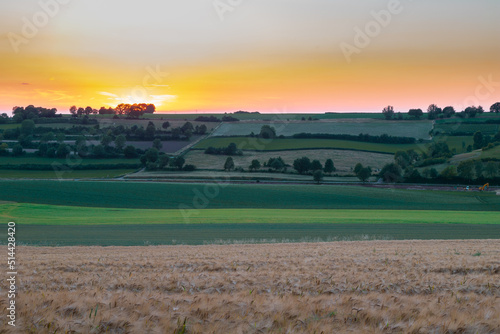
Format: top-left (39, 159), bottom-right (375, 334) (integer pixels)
top-left (340, 0), bottom-right (412, 64)
top-left (213, 0), bottom-right (245, 21)
top-left (178, 108), bottom-right (291, 223)
top-left (7, 0), bottom-right (72, 54)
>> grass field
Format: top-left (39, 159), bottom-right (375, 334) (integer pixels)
top-left (0, 181), bottom-right (499, 211)
top-left (3, 204), bottom-right (500, 226)
top-left (0, 156), bottom-right (139, 166)
top-left (433, 135), bottom-right (473, 153)
top-left (0, 123), bottom-right (20, 130)
top-left (7, 241), bottom-right (499, 333)
top-left (211, 120), bottom-right (433, 139)
top-left (434, 122), bottom-right (499, 135)
top-left (0, 169), bottom-right (134, 179)
top-left (184, 149), bottom-right (393, 173)
top-left (194, 137), bottom-right (425, 154)
top-left (9, 223), bottom-right (500, 246)
top-left (480, 145), bottom-right (500, 160)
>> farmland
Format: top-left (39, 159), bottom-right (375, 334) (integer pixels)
top-left (1, 181), bottom-right (499, 211)
top-left (4, 240), bottom-right (499, 333)
top-left (2, 202), bottom-right (500, 246)
top-left (210, 120), bottom-right (433, 139)
top-left (184, 149), bottom-right (394, 173)
top-left (194, 137), bottom-right (424, 154)
top-left (0, 156), bottom-right (139, 166)
top-left (433, 122), bottom-right (499, 135)
top-left (0, 169), bottom-right (134, 179)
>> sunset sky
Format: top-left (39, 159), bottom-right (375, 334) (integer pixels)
top-left (1, 0), bottom-right (499, 114)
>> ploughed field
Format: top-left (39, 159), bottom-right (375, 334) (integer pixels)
top-left (3, 240), bottom-right (499, 333)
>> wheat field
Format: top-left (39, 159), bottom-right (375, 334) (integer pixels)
top-left (1, 240), bottom-right (499, 333)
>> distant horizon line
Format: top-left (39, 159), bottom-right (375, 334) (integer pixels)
top-left (0, 110), bottom-right (382, 116)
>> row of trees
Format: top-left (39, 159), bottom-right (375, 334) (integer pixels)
top-left (10, 105), bottom-right (60, 123)
top-left (383, 102), bottom-right (500, 120)
top-left (194, 115), bottom-right (239, 122)
top-left (293, 132), bottom-right (416, 144)
top-left (204, 143), bottom-right (242, 156)
top-left (221, 156), bottom-right (336, 183)
top-left (70, 104), bottom-right (156, 118)
top-left (377, 160), bottom-right (500, 184)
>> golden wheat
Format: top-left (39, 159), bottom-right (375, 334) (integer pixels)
top-left (1, 240), bottom-right (499, 333)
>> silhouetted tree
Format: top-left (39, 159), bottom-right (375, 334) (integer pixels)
top-left (490, 102), bottom-right (500, 113)
top-left (382, 105), bottom-right (395, 120)
top-left (324, 159), bottom-right (335, 175)
top-left (224, 157), bottom-right (235, 171)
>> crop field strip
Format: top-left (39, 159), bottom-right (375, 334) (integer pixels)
top-left (433, 123), bottom-right (499, 135)
top-left (0, 169), bottom-right (135, 179)
top-left (210, 120), bottom-right (433, 139)
top-left (6, 240), bottom-right (499, 333)
top-left (183, 149), bottom-right (394, 173)
top-left (0, 181), bottom-right (499, 211)
top-left (194, 137), bottom-right (425, 154)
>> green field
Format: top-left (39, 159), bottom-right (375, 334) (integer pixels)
top-left (0, 169), bottom-right (134, 179)
top-left (2, 204), bottom-right (499, 225)
top-left (2, 204), bottom-right (499, 246)
top-left (10, 223), bottom-right (500, 246)
top-left (433, 135), bottom-right (474, 153)
top-left (0, 156), bottom-right (140, 166)
top-left (0, 123), bottom-right (20, 130)
top-left (480, 145), bottom-right (500, 160)
top-left (434, 122), bottom-right (499, 135)
top-left (194, 137), bottom-right (425, 154)
top-left (1, 180), bottom-right (499, 246)
top-left (0, 181), bottom-right (498, 211)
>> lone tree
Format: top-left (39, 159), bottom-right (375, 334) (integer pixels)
top-left (490, 102), bottom-right (500, 113)
top-left (313, 170), bottom-right (323, 184)
top-left (408, 109), bottom-right (423, 119)
top-left (249, 159), bottom-right (261, 171)
top-left (324, 159), bottom-right (335, 175)
top-left (354, 163), bottom-right (372, 182)
top-left (382, 105), bottom-right (395, 120)
top-left (224, 157), bottom-right (235, 171)
top-left (259, 125), bottom-right (276, 139)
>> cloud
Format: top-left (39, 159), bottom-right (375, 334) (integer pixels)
top-left (21, 82), bottom-right (29, 85)
top-left (99, 91), bottom-right (118, 97)
top-left (35, 89), bottom-right (75, 101)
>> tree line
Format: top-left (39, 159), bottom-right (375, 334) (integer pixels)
top-left (70, 103), bottom-right (156, 118)
top-left (383, 102), bottom-right (500, 120)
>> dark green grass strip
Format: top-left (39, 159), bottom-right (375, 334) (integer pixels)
top-left (8, 223), bottom-right (500, 246)
top-left (1, 180), bottom-right (499, 211)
